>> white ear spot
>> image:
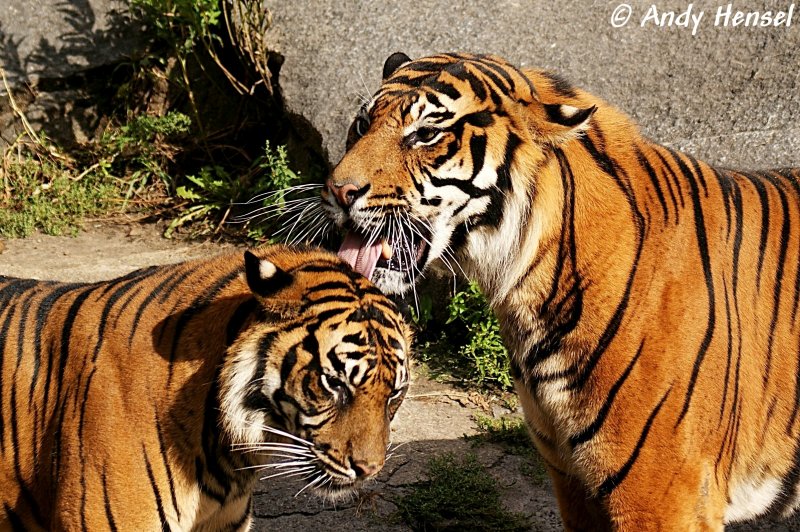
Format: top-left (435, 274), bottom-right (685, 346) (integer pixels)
top-left (560, 105), bottom-right (579, 118)
top-left (259, 260), bottom-right (277, 280)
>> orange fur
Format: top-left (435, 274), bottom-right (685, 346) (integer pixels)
top-left (325, 52), bottom-right (800, 530)
top-left (0, 245), bottom-right (411, 530)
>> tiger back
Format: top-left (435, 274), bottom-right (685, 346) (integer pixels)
top-left (322, 52), bottom-right (800, 530)
top-left (0, 245), bottom-right (411, 530)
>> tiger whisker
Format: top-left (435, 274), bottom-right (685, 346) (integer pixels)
top-left (295, 472), bottom-right (329, 497)
top-left (232, 446), bottom-right (315, 457)
top-left (287, 210), bottom-right (329, 245)
top-left (237, 460), bottom-right (315, 472)
top-left (232, 199), bottom-right (323, 225)
top-left (273, 202), bottom-right (317, 241)
top-left (250, 459), bottom-right (316, 470)
top-left (237, 452), bottom-right (313, 462)
top-left (238, 184), bottom-right (322, 205)
top-left (260, 467), bottom-right (320, 481)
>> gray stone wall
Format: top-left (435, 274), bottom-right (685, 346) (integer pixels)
top-left (0, 0), bottom-right (142, 146)
top-left (265, 0), bottom-right (800, 170)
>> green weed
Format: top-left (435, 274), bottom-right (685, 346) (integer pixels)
top-left (415, 281), bottom-right (513, 390)
top-left (0, 156), bottom-right (121, 238)
top-left (394, 453), bottom-right (531, 531)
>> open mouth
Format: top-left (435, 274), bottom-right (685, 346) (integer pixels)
top-left (337, 230), bottom-right (428, 280)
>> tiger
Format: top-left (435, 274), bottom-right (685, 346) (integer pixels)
top-left (0, 244), bottom-right (411, 530)
top-left (318, 51), bottom-right (800, 530)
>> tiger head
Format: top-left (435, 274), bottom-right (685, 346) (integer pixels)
top-left (325, 53), bottom-right (596, 297)
top-left (219, 246), bottom-right (411, 499)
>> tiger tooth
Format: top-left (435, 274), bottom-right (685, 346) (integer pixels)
top-left (381, 239), bottom-right (393, 260)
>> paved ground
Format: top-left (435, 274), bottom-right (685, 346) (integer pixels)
top-left (265, 0), bottom-right (800, 169)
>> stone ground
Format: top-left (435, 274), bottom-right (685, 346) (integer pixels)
top-left (1, 223), bottom-right (798, 531)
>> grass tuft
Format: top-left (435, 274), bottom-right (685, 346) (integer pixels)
top-left (394, 453), bottom-right (531, 531)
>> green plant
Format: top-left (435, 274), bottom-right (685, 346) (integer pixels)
top-left (0, 154), bottom-right (122, 238)
top-left (0, 0), bottom-right (301, 240)
top-left (95, 111), bottom-right (192, 191)
top-left (167, 141), bottom-right (302, 237)
top-left (394, 453), bottom-right (531, 531)
top-left (445, 281), bottom-right (512, 389)
top-left (129, 0), bottom-right (223, 132)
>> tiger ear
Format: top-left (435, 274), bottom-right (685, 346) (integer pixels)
top-left (537, 103), bottom-right (596, 143)
top-left (244, 250), bottom-right (292, 298)
top-left (383, 52), bottom-right (411, 79)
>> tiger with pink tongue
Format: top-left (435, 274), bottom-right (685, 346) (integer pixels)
top-left (329, 179), bottom-right (432, 293)
top-left (319, 51), bottom-right (800, 531)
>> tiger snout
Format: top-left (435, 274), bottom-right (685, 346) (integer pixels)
top-left (315, 396), bottom-right (391, 482)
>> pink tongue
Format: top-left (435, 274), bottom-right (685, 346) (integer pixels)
top-left (338, 232), bottom-right (382, 279)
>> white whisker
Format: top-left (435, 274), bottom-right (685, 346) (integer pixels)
top-left (260, 467), bottom-right (319, 481)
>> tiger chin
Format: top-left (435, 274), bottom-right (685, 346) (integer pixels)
top-left (0, 245), bottom-right (411, 530)
top-left (323, 52), bottom-right (800, 530)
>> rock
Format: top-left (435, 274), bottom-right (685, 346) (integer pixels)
top-left (264, 0), bottom-right (800, 169)
top-left (0, 0), bottom-right (143, 146)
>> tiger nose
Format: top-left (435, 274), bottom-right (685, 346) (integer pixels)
top-left (350, 459), bottom-right (382, 479)
top-left (327, 180), bottom-right (365, 208)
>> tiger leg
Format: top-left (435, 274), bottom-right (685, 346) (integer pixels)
top-left (602, 460), bottom-right (725, 532)
top-left (548, 468), bottom-right (613, 532)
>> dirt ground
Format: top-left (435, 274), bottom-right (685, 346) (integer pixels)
top-left (0, 223), bottom-right (793, 531)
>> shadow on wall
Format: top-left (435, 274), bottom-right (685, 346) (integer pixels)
top-left (0, 0), bottom-right (329, 174)
top-left (0, 0), bottom-right (142, 147)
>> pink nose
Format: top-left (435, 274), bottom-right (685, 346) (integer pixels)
top-left (351, 460), bottom-right (382, 478)
top-left (327, 181), bottom-right (361, 208)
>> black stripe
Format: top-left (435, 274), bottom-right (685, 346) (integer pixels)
top-left (102, 465), bottom-right (119, 532)
top-left (570, 342), bottom-right (644, 447)
top-left (636, 146), bottom-right (669, 225)
top-left (474, 132), bottom-right (521, 230)
top-left (449, 62), bottom-right (488, 101)
top-left (128, 268), bottom-right (193, 347)
top-left (226, 299), bottom-right (258, 346)
top-left (92, 272), bottom-right (158, 363)
top-left (3, 503), bottom-right (27, 531)
top-left (652, 147), bottom-right (685, 213)
top-left (55, 287), bottom-right (98, 413)
top-left (671, 152), bottom-right (716, 428)
top-left (718, 276), bottom-right (734, 428)
top-left (470, 61), bottom-right (512, 94)
top-left (0, 287), bottom-right (28, 452)
top-left (426, 80), bottom-right (461, 101)
top-left (156, 416), bottom-right (181, 521)
top-left (34, 283), bottom-right (84, 422)
top-left (780, 171), bottom-right (800, 329)
top-left (597, 387), bottom-right (672, 497)
top-left (475, 57), bottom-right (516, 93)
top-left (167, 269), bottom-right (242, 383)
top-left (742, 172), bottom-right (771, 292)
top-left (563, 134), bottom-right (644, 390)
top-left (199, 366), bottom-right (233, 499)
top-left (523, 150), bottom-right (582, 371)
top-left (194, 457), bottom-right (226, 504)
top-left (79, 367), bottom-right (97, 532)
top-left (143, 445), bottom-right (172, 531)
top-left (539, 71), bottom-right (578, 98)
